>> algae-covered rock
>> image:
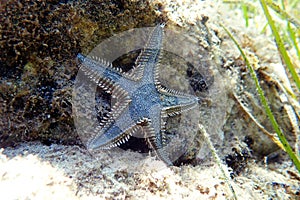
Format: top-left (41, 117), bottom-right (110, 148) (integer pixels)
top-left (0, 0), bottom-right (165, 147)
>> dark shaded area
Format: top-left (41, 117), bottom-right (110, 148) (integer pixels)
top-left (119, 137), bottom-right (150, 153)
top-left (112, 50), bottom-right (141, 72)
top-left (186, 62), bottom-right (210, 93)
top-left (225, 147), bottom-right (252, 178)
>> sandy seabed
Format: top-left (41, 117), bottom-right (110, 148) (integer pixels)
top-left (0, 142), bottom-right (299, 199)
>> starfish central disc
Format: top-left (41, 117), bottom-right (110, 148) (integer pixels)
top-left (129, 84), bottom-right (160, 122)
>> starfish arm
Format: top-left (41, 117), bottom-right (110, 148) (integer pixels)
top-left (78, 54), bottom-right (133, 127)
top-left (78, 54), bottom-right (145, 95)
top-left (141, 106), bottom-right (173, 165)
top-left (78, 53), bottom-right (138, 83)
top-left (128, 24), bottom-right (165, 81)
top-left (87, 107), bottom-right (143, 150)
top-left (136, 23), bottom-right (164, 64)
top-left (144, 125), bottom-right (173, 166)
top-left (78, 53), bottom-right (123, 82)
top-left (160, 93), bottom-right (199, 117)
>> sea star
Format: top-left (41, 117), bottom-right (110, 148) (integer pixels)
top-left (77, 23), bottom-right (199, 165)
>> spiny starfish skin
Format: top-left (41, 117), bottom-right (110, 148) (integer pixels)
top-left (77, 24), bottom-right (199, 165)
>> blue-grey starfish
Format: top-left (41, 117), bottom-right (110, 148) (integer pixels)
top-left (77, 24), bottom-right (199, 165)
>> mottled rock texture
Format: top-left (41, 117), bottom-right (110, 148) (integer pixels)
top-left (0, 0), bottom-right (165, 147)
